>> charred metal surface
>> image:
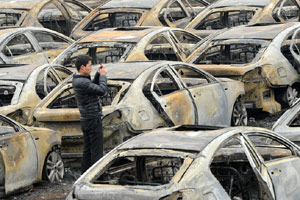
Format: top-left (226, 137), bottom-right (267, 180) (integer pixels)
top-left (185, 0), bottom-right (300, 38)
top-left (67, 126), bottom-right (300, 200)
top-left (0, 114), bottom-right (61, 196)
top-left (0, 0), bottom-right (91, 36)
top-left (187, 23), bottom-right (300, 113)
top-left (0, 64), bottom-right (72, 125)
top-left (70, 0), bottom-right (209, 40)
top-left (273, 99), bottom-right (300, 144)
top-left (29, 61), bottom-right (245, 158)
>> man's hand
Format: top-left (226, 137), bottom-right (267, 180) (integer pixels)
top-left (99, 64), bottom-right (107, 76)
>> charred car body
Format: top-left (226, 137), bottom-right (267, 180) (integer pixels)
top-left (70, 0), bottom-right (209, 40)
top-left (0, 114), bottom-right (63, 196)
top-left (67, 125), bottom-right (300, 200)
top-left (54, 26), bottom-right (202, 68)
top-left (0, 27), bottom-right (73, 65)
top-left (0, 64), bottom-right (71, 124)
top-left (185, 0), bottom-right (300, 38)
top-left (0, 0), bottom-right (91, 36)
top-left (272, 99), bottom-right (300, 146)
top-left (187, 23), bottom-right (300, 114)
top-left (29, 61), bottom-right (246, 157)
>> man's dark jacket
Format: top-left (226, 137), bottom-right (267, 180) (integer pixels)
top-left (72, 71), bottom-right (107, 120)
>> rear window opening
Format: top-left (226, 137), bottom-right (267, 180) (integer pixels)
top-left (194, 43), bottom-right (262, 65)
top-left (0, 12), bottom-right (22, 26)
top-left (84, 12), bottom-right (143, 31)
top-left (0, 85), bottom-right (16, 106)
top-left (93, 156), bottom-right (183, 186)
top-left (102, 85), bottom-right (122, 106)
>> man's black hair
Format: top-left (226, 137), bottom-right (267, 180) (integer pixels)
top-left (75, 55), bottom-right (92, 71)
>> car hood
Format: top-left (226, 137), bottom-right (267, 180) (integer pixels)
top-left (195, 64), bottom-right (257, 76)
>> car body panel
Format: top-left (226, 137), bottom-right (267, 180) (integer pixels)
top-left (0, 114), bottom-right (61, 195)
top-left (187, 23), bottom-right (300, 113)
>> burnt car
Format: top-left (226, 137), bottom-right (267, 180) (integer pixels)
top-left (70, 0), bottom-right (209, 40)
top-left (53, 26), bottom-right (202, 67)
top-left (0, 0), bottom-right (91, 36)
top-left (67, 125), bottom-right (300, 200)
top-left (185, 0), bottom-right (300, 38)
top-left (0, 64), bottom-right (72, 124)
top-left (272, 99), bottom-right (300, 146)
top-left (186, 23), bottom-right (300, 114)
top-left (0, 27), bottom-right (73, 65)
top-left (0, 114), bottom-right (63, 196)
top-left (29, 61), bottom-right (246, 158)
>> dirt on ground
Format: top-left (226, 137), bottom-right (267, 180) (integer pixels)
top-left (3, 109), bottom-right (287, 200)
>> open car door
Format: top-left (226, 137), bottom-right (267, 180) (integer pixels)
top-left (146, 65), bottom-right (196, 126)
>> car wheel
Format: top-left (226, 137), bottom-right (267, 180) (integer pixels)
top-left (231, 101), bottom-right (247, 126)
top-left (43, 150), bottom-right (64, 182)
top-left (283, 86), bottom-right (298, 107)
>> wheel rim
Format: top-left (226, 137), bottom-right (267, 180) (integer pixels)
top-left (232, 102), bottom-right (248, 126)
top-left (45, 151), bottom-right (64, 182)
top-left (286, 86), bottom-right (298, 107)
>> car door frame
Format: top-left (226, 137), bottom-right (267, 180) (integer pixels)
top-left (148, 64), bottom-right (197, 126)
top-left (242, 130), bottom-right (300, 199)
top-left (169, 63), bottom-right (230, 126)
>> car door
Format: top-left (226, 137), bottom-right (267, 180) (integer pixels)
top-left (0, 115), bottom-right (38, 194)
top-left (171, 64), bottom-right (229, 126)
top-left (33, 82), bottom-right (81, 157)
top-left (146, 65), bottom-right (196, 126)
top-left (245, 132), bottom-right (300, 199)
top-left (1, 33), bottom-right (48, 65)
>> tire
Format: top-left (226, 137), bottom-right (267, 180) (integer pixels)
top-left (231, 101), bottom-right (248, 126)
top-left (42, 150), bottom-right (64, 183)
top-left (282, 86), bottom-right (298, 107)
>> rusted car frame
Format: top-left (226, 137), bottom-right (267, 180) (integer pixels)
top-left (186, 22), bottom-right (300, 113)
top-left (0, 27), bottom-right (73, 65)
top-left (0, 64), bottom-right (72, 124)
top-left (0, 0), bottom-right (91, 36)
top-left (0, 114), bottom-right (63, 196)
top-left (54, 26), bottom-right (202, 68)
top-left (29, 61), bottom-right (245, 158)
top-left (185, 0), bottom-right (300, 38)
top-left (66, 125), bottom-right (300, 199)
top-left (70, 0), bottom-right (209, 40)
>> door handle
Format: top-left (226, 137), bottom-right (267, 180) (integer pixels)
top-left (35, 137), bottom-right (39, 141)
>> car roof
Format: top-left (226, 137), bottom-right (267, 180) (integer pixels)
top-left (106, 61), bottom-right (162, 80)
top-left (119, 126), bottom-right (270, 152)
top-left (0, 0), bottom-right (40, 10)
top-left (79, 26), bottom-right (166, 44)
top-left (101, 0), bottom-right (163, 9)
top-left (0, 26), bottom-right (66, 41)
top-left (211, 0), bottom-right (272, 8)
top-left (0, 64), bottom-right (39, 81)
top-left (213, 23), bottom-right (298, 40)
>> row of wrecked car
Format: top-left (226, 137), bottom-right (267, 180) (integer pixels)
top-left (2, 0), bottom-right (300, 198)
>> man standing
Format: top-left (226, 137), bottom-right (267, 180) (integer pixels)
top-left (72, 55), bottom-right (107, 173)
